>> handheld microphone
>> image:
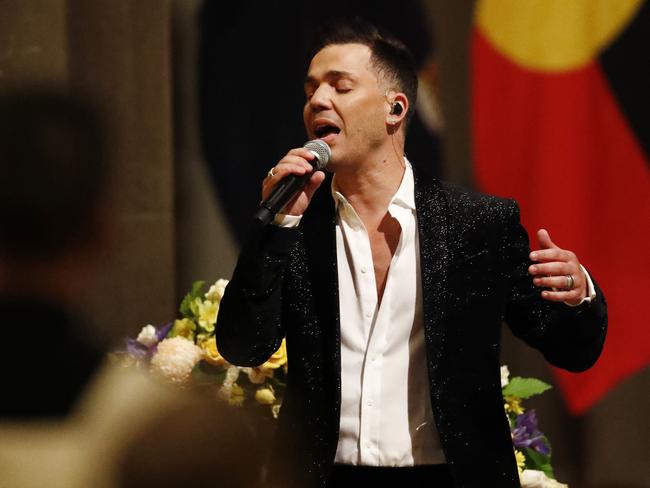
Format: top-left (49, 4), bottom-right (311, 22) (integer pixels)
top-left (253, 139), bottom-right (331, 226)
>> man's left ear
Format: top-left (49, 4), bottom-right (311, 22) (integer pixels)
top-left (386, 93), bottom-right (408, 125)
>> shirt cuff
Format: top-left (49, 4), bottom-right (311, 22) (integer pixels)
top-left (565, 264), bottom-right (597, 307)
top-left (272, 213), bottom-right (302, 228)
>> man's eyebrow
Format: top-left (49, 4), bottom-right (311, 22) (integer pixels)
top-left (304, 70), bottom-right (356, 87)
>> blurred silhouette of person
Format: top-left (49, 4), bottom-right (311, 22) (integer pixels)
top-left (0, 88), bottom-right (112, 419)
top-left (117, 396), bottom-right (267, 488)
top-left (0, 89), bottom-right (265, 488)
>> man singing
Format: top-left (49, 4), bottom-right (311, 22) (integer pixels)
top-left (217, 18), bottom-right (607, 488)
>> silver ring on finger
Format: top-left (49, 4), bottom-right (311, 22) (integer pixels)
top-left (267, 167), bottom-right (276, 178)
top-left (565, 274), bottom-right (574, 290)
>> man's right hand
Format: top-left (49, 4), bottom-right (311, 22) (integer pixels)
top-left (262, 147), bottom-right (326, 216)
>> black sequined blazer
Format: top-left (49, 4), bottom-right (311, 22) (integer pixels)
top-left (217, 171), bottom-right (607, 488)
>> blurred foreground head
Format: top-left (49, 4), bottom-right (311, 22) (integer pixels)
top-left (0, 88), bottom-right (111, 300)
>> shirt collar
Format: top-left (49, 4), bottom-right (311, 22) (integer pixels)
top-left (330, 158), bottom-right (415, 212)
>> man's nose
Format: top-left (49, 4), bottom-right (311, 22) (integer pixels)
top-left (308, 85), bottom-right (332, 111)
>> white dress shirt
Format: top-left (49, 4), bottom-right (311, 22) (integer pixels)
top-left (331, 162), bottom-right (445, 466)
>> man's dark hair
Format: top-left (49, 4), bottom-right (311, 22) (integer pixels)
top-left (0, 88), bottom-right (109, 260)
top-left (307, 17), bottom-right (418, 124)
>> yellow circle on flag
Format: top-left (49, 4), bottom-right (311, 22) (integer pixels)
top-left (475, 0), bottom-right (643, 71)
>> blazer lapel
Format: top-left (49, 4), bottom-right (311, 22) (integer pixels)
top-left (300, 177), bottom-right (341, 395)
top-left (414, 172), bottom-right (450, 388)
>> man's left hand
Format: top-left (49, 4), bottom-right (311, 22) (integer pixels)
top-left (528, 229), bottom-right (587, 306)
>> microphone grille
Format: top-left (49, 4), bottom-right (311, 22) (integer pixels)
top-left (303, 139), bottom-right (331, 171)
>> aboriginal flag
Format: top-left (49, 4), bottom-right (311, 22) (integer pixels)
top-left (471, 1), bottom-right (650, 414)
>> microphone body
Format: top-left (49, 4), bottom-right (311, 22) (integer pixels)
top-left (253, 140), bottom-right (331, 226)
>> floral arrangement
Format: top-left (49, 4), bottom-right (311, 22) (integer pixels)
top-left (501, 365), bottom-right (568, 488)
top-left (119, 279), bottom-right (287, 418)
top-left (120, 279), bottom-right (567, 486)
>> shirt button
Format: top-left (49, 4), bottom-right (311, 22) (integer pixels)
top-left (361, 266), bottom-right (367, 273)
top-left (365, 312), bottom-right (371, 318)
top-left (367, 400), bottom-right (373, 406)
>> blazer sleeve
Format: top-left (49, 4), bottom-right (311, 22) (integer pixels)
top-left (216, 224), bottom-right (299, 367)
top-left (501, 201), bottom-right (608, 372)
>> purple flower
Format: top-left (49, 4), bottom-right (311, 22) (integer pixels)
top-left (512, 410), bottom-right (550, 455)
top-left (122, 322), bottom-right (174, 361)
top-left (156, 322), bottom-right (173, 341)
top-left (125, 337), bottom-right (149, 359)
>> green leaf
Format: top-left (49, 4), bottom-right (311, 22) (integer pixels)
top-left (503, 377), bottom-right (551, 399)
top-left (524, 447), bottom-right (555, 479)
top-left (268, 376), bottom-right (287, 390)
top-left (191, 360), bottom-right (227, 386)
top-left (179, 280), bottom-right (206, 317)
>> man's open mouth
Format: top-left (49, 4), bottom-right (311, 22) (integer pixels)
top-left (314, 123), bottom-right (341, 139)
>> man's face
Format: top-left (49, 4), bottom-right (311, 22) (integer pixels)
top-left (303, 43), bottom-right (389, 168)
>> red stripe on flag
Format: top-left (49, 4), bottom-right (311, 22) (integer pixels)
top-left (471, 27), bottom-right (650, 414)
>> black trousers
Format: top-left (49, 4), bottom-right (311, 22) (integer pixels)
top-left (328, 464), bottom-right (453, 487)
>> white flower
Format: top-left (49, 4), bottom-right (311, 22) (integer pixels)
top-left (136, 324), bottom-right (158, 347)
top-left (501, 365), bottom-right (510, 387)
top-left (218, 382), bottom-right (232, 401)
top-left (150, 337), bottom-right (203, 384)
top-left (216, 366), bottom-right (245, 403)
top-left (520, 470), bottom-right (568, 488)
top-left (205, 278), bottom-right (229, 302)
top-left (225, 365), bottom-right (241, 383)
top-left (218, 380), bottom-right (244, 406)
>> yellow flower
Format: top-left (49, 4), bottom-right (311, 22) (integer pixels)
top-left (195, 298), bottom-right (218, 333)
top-left (255, 387), bottom-right (276, 405)
top-left (504, 395), bottom-right (524, 415)
top-left (515, 449), bottom-right (526, 474)
top-left (169, 318), bottom-right (196, 341)
top-left (200, 336), bottom-right (226, 366)
top-left (228, 383), bottom-right (245, 407)
top-left (260, 338), bottom-right (288, 372)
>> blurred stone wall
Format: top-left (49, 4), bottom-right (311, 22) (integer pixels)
top-left (0, 0), bottom-right (176, 341)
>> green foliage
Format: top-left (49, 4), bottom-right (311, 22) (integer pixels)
top-left (191, 361), bottom-right (227, 386)
top-left (524, 446), bottom-right (555, 479)
top-left (502, 377), bottom-right (551, 399)
top-left (268, 375), bottom-right (287, 390)
top-left (180, 280), bottom-right (206, 317)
